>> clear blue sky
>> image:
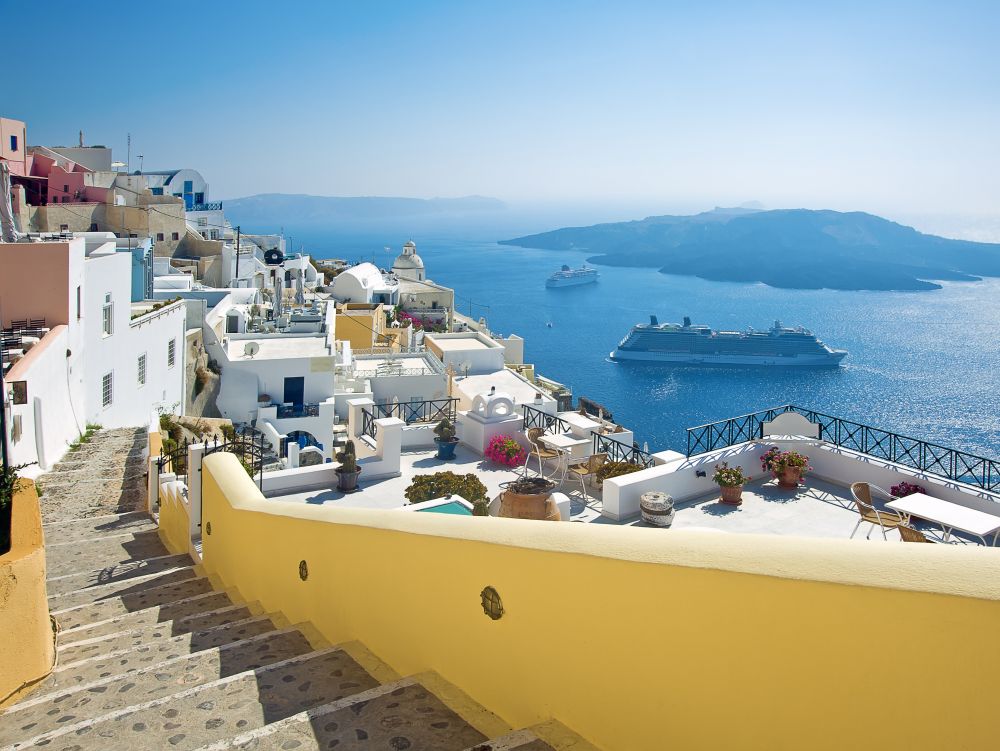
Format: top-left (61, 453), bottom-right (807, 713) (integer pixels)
top-left (6, 1), bottom-right (999, 217)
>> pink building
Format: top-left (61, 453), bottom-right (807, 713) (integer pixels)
top-left (0, 117), bottom-right (28, 177)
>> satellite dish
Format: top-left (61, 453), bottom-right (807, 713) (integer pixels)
top-left (244, 342), bottom-right (260, 359)
top-left (264, 248), bottom-right (285, 266)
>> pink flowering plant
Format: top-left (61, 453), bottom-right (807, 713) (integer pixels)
top-left (484, 434), bottom-right (527, 467)
top-left (713, 462), bottom-right (750, 487)
top-left (760, 446), bottom-right (812, 478)
top-left (890, 481), bottom-right (926, 498)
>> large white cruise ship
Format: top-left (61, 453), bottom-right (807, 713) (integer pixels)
top-left (610, 316), bottom-right (847, 367)
top-left (546, 264), bottom-right (599, 288)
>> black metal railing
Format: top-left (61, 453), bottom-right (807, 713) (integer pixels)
top-left (593, 432), bottom-right (655, 468)
top-left (276, 403), bottom-right (320, 419)
top-left (371, 397), bottom-right (457, 425)
top-left (521, 404), bottom-right (571, 434)
top-left (361, 408), bottom-right (378, 441)
top-left (203, 427), bottom-right (265, 489)
top-left (686, 405), bottom-right (1000, 494)
top-left (157, 437), bottom-right (191, 484)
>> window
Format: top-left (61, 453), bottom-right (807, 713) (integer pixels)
top-left (101, 372), bottom-right (113, 408)
top-left (9, 134), bottom-right (17, 152)
top-left (76, 286), bottom-right (81, 320)
top-left (210, 230), bottom-right (219, 240)
top-left (167, 338), bottom-right (176, 368)
top-left (59, 223), bottom-right (68, 231)
top-left (151, 187), bottom-right (163, 196)
top-left (63, 184), bottom-right (69, 193)
top-left (171, 232), bottom-right (179, 241)
top-left (201, 232), bottom-right (207, 239)
top-left (156, 232), bottom-right (164, 242)
top-left (89, 223), bottom-right (98, 231)
top-left (197, 217), bottom-right (207, 226)
top-left (102, 293), bottom-right (113, 336)
top-left (137, 354), bottom-right (147, 386)
top-left (128, 232), bottom-right (137, 238)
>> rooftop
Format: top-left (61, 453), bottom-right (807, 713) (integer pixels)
top-left (351, 352), bottom-right (444, 376)
top-left (225, 335), bottom-right (331, 361)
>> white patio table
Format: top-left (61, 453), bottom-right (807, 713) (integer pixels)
top-left (539, 433), bottom-right (590, 484)
top-left (886, 492), bottom-right (1000, 546)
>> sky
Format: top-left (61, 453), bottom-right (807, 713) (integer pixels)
top-left (5, 1), bottom-right (1000, 221)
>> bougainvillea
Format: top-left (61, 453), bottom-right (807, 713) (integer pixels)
top-left (484, 434), bottom-right (527, 467)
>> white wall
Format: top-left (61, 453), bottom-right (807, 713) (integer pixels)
top-left (369, 373), bottom-right (448, 405)
top-left (6, 327), bottom-right (85, 474)
top-left (83, 248), bottom-right (186, 428)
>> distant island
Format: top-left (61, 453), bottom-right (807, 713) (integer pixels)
top-left (223, 193), bottom-right (505, 227)
top-left (499, 207), bottom-right (1000, 291)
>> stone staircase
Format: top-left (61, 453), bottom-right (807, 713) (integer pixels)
top-left (0, 511), bottom-right (595, 751)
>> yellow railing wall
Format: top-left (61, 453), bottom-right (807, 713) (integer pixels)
top-left (0, 481), bottom-right (54, 707)
top-left (157, 478), bottom-right (191, 556)
top-left (200, 453), bottom-right (1000, 751)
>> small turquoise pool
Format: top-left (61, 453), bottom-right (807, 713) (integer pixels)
top-left (416, 501), bottom-right (473, 515)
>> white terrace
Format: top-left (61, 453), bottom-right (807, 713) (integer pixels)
top-left (153, 405), bottom-right (1000, 566)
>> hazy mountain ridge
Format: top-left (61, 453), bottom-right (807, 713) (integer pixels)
top-left (223, 193), bottom-right (506, 226)
top-left (499, 208), bottom-right (1000, 290)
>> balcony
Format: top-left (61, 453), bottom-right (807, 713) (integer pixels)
top-left (188, 201), bottom-right (223, 212)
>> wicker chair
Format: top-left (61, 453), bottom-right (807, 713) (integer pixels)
top-left (567, 452), bottom-right (607, 501)
top-left (524, 427), bottom-right (559, 476)
top-left (898, 523), bottom-right (932, 543)
top-left (850, 482), bottom-right (904, 540)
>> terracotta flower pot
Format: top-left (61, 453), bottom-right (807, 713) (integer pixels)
top-left (777, 467), bottom-right (802, 488)
top-left (499, 490), bottom-right (561, 521)
top-left (719, 484), bottom-right (743, 506)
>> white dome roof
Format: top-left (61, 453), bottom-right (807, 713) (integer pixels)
top-left (393, 240), bottom-right (424, 270)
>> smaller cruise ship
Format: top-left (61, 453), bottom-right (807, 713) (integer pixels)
top-left (546, 264), bottom-right (599, 288)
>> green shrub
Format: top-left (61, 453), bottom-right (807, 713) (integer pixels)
top-left (596, 461), bottom-right (644, 483)
top-left (220, 423), bottom-right (236, 440)
top-left (405, 472), bottom-right (488, 505)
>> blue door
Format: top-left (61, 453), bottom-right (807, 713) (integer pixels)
top-left (283, 377), bottom-right (304, 408)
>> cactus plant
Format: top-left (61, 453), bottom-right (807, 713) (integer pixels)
top-left (433, 419), bottom-right (456, 441)
top-left (336, 440), bottom-right (358, 473)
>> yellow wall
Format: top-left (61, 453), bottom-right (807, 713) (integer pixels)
top-left (0, 481), bottom-right (55, 707)
top-left (200, 453), bottom-right (1000, 751)
top-left (336, 305), bottom-right (385, 351)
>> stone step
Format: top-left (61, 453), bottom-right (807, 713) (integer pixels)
top-left (45, 529), bottom-right (170, 578)
top-left (46, 553), bottom-right (193, 596)
top-left (47, 566), bottom-right (199, 610)
top-left (0, 626), bottom-right (306, 747)
top-left (52, 577), bottom-right (217, 631)
top-left (41, 511), bottom-right (155, 542)
top-left (56, 590), bottom-right (235, 645)
top-left (466, 730), bottom-right (557, 750)
top-left (198, 677), bottom-right (491, 751)
top-left (8, 646), bottom-right (380, 751)
top-left (58, 613), bottom-right (277, 667)
top-left (59, 600), bottom-right (252, 647)
top-left (6, 627), bottom-right (318, 738)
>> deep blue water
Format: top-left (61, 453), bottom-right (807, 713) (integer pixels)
top-left (296, 232), bottom-right (1000, 458)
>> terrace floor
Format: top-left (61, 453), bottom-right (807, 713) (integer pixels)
top-left (267, 446), bottom-right (972, 544)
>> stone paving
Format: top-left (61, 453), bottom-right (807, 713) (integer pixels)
top-left (35, 427), bottom-right (149, 521)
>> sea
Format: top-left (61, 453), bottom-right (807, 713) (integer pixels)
top-left (270, 226), bottom-right (1000, 460)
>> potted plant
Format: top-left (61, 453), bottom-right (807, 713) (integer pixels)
top-left (433, 418), bottom-right (459, 460)
top-left (760, 446), bottom-right (812, 488)
top-left (890, 481), bottom-right (926, 498)
top-left (484, 434), bottom-right (526, 467)
top-left (713, 462), bottom-right (750, 506)
top-left (258, 394), bottom-right (272, 405)
top-left (405, 471), bottom-right (488, 507)
top-left (335, 439), bottom-right (362, 492)
top-left (499, 476), bottom-right (560, 521)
